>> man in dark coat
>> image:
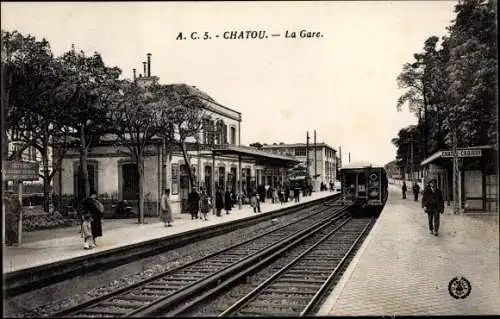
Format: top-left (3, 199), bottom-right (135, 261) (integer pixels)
top-left (412, 182), bottom-right (421, 202)
top-left (422, 180), bottom-right (444, 236)
top-left (215, 188), bottom-right (223, 217)
top-left (224, 189), bottom-right (232, 214)
top-left (402, 182), bottom-right (407, 199)
top-left (83, 193), bottom-right (104, 246)
top-left (187, 187), bottom-right (201, 219)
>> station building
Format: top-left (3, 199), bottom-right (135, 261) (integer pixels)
top-left (261, 142), bottom-right (339, 187)
top-left (420, 145), bottom-right (498, 213)
top-left (54, 67), bottom-right (298, 216)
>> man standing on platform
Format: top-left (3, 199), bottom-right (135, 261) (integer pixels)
top-left (422, 180), bottom-right (444, 236)
top-left (412, 181), bottom-right (421, 202)
top-left (187, 187), bottom-right (201, 220)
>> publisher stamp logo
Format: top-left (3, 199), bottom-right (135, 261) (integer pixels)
top-left (448, 276), bottom-right (471, 299)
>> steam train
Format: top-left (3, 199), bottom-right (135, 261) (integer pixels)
top-left (339, 161), bottom-right (388, 215)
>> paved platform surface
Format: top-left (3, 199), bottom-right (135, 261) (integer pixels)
top-left (318, 184), bottom-right (499, 316)
top-left (3, 191), bottom-right (336, 274)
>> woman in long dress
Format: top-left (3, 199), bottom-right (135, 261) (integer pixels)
top-left (160, 188), bottom-right (173, 227)
top-left (83, 193), bottom-right (104, 246)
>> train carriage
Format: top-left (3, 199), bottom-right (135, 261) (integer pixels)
top-left (339, 161), bottom-right (388, 215)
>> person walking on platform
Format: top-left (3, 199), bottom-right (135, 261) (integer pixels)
top-left (199, 190), bottom-right (211, 221)
top-left (83, 192), bottom-right (104, 247)
top-left (224, 189), bottom-right (232, 215)
top-left (4, 193), bottom-right (22, 246)
top-left (412, 182), bottom-right (421, 202)
top-left (401, 181), bottom-right (407, 199)
top-left (422, 180), bottom-right (444, 236)
top-left (160, 188), bottom-right (173, 227)
top-left (215, 188), bottom-right (223, 217)
top-left (187, 187), bottom-right (201, 220)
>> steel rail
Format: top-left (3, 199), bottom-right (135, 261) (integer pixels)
top-left (52, 201), bottom-right (342, 318)
top-left (162, 208), bottom-right (350, 317)
top-left (4, 194), bottom-right (338, 299)
top-left (217, 217), bottom-right (352, 317)
top-left (127, 208), bottom-right (348, 317)
top-left (299, 217), bottom-right (375, 316)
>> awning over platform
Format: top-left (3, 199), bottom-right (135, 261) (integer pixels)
top-left (211, 144), bottom-right (300, 167)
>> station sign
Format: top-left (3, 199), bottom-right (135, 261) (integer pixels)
top-left (441, 149), bottom-right (482, 158)
top-left (2, 160), bottom-right (39, 181)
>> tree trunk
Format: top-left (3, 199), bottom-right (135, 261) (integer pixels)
top-left (42, 147), bottom-right (50, 212)
top-left (137, 158), bottom-right (145, 224)
top-left (1, 69), bottom-right (11, 194)
top-left (179, 141), bottom-right (194, 191)
top-left (79, 124), bottom-right (90, 199)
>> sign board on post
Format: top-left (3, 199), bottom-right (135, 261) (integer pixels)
top-left (2, 160), bottom-right (40, 181)
top-left (2, 160), bottom-right (39, 246)
top-left (441, 149), bottom-right (482, 158)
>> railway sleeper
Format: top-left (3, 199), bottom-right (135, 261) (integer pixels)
top-left (279, 274), bottom-right (328, 281)
top-left (271, 282), bottom-right (322, 289)
top-left (99, 301), bottom-right (144, 309)
top-left (78, 306), bottom-right (129, 315)
top-left (262, 288), bottom-right (316, 295)
top-left (240, 303), bottom-right (304, 312)
top-left (258, 293), bottom-right (313, 301)
top-left (117, 294), bottom-right (158, 301)
top-left (274, 278), bottom-right (325, 284)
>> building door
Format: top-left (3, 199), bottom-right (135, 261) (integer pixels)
top-left (205, 166), bottom-right (212, 197)
top-left (122, 163), bottom-right (138, 201)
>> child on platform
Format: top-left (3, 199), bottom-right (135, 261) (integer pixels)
top-left (82, 213), bottom-right (95, 249)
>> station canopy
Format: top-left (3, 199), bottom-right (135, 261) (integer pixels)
top-left (211, 144), bottom-right (300, 167)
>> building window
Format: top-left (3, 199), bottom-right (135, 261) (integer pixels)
top-left (295, 147), bottom-right (306, 156)
top-left (230, 126), bottom-right (236, 145)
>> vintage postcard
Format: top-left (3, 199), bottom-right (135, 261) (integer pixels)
top-left (2, 1), bottom-right (498, 317)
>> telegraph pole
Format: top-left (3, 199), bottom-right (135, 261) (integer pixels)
top-left (410, 140), bottom-right (414, 181)
top-left (306, 131), bottom-right (310, 179)
top-left (314, 130), bottom-right (317, 179)
top-left (452, 127), bottom-right (459, 214)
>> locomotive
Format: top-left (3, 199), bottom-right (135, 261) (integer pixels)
top-left (339, 161), bottom-right (388, 215)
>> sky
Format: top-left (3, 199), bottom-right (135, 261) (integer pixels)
top-left (1, 1), bottom-right (458, 166)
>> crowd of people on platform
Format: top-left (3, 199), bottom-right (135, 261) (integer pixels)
top-left (181, 182), bottom-right (321, 220)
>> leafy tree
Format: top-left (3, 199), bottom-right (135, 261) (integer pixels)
top-left (157, 84), bottom-right (211, 191)
top-left (2, 30), bottom-right (75, 211)
top-left (396, 36), bottom-right (448, 158)
top-left (108, 79), bottom-right (164, 224)
top-left (442, 0), bottom-right (497, 147)
top-left (391, 125), bottom-right (424, 178)
top-left (57, 47), bottom-right (121, 200)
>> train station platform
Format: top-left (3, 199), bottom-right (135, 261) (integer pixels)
top-left (2, 190), bottom-right (336, 274)
top-left (318, 184), bottom-right (500, 316)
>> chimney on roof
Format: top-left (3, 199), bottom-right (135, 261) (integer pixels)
top-left (143, 62), bottom-right (147, 76)
top-left (133, 68), bottom-right (137, 82)
top-left (147, 53), bottom-right (151, 77)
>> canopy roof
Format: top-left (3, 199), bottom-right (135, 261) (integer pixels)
top-left (212, 144), bottom-right (300, 167)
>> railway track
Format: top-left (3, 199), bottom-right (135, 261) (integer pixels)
top-left (168, 216), bottom-right (375, 317)
top-left (52, 199), bottom-right (346, 318)
top-left (4, 194), bottom-right (339, 299)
